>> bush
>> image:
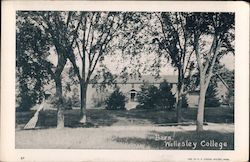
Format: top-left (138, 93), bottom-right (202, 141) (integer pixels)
top-left (136, 81), bottom-right (176, 110)
top-left (105, 89), bottom-right (126, 110)
top-left (181, 95), bottom-right (189, 108)
top-left (224, 90), bottom-right (234, 108)
top-left (136, 85), bottom-right (159, 109)
top-left (17, 93), bottom-right (36, 111)
top-left (16, 83), bottom-right (40, 111)
top-left (158, 81), bottom-right (176, 110)
top-left (205, 83), bottom-right (220, 107)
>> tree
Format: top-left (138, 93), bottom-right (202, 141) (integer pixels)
top-left (16, 11), bottom-right (81, 128)
top-left (186, 13), bottom-right (235, 131)
top-left (64, 12), bottom-right (131, 123)
top-left (16, 14), bottom-right (52, 111)
top-left (205, 81), bottom-right (220, 107)
top-left (158, 80), bottom-right (176, 110)
top-left (136, 84), bottom-right (160, 109)
top-left (136, 81), bottom-right (175, 110)
top-left (153, 12), bottom-right (196, 122)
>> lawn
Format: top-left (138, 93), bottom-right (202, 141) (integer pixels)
top-left (15, 107), bottom-right (234, 150)
top-left (16, 107), bottom-right (234, 129)
top-left (15, 124), bottom-right (234, 149)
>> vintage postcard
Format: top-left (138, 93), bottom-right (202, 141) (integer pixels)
top-left (1, 1), bottom-right (249, 162)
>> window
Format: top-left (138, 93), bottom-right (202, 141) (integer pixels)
top-left (130, 89), bottom-right (137, 102)
top-left (131, 92), bottom-right (136, 101)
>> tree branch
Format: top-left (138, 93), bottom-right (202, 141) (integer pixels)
top-left (183, 48), bottom-right (194, 75)
top-left (154, 12), bottom-right (172, 56)
top-left (194, 33), bottom-right (203, 72)
top-left (203, 34), bottom-right (217, 73)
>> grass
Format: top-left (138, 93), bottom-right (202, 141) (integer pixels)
top-left (15, 124), bottom-right (234, 149)
top-left (113, 130), bottom-right (234, 150)
top-left (16, 107), bottom-right (234, 129)
top-left (15, 107), bottom-right (234, 150)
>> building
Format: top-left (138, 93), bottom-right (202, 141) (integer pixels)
top-left (42, 72), bottom-right (229, 110)
top-left (87, 75), bottom-right (178, 110)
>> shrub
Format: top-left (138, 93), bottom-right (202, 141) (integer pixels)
top-left (16, 83), bottom-right (40, 111)
top-left (105, 89), bottom-right (126, 110)
top-left (136, 81), bottom-right (176, 110)
top-left (205, 83), bottom-right (220, 107)
top-left (17, 93), bottom-right (36, 111)
top-left (136, 84), bottom-right (159, 109)
top-left (181, 95), bottom-right (189, 108)
top-left (224, 90), bottom-right (234, 109)
top-left (158, 81), bottom-right (176, 110)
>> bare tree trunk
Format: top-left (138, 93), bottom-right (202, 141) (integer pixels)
top-left (79, 80), bottom-right (88, 124)
top-left (196, 79), bottom-right (208, 132)
top-left (55, 76), bottom-right (64, 129)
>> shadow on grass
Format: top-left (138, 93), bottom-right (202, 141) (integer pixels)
top-left (182, 108), bottom-right (234, 123)
top-left (112, 130), bottom-right (234, 150)
top-left (16, 109), bottom-right (119, 129)
top-left (37, 110), bottom-right (117, 128)
top-left (111, 108), bottom-right (178, 124)
top-left (16, 107), bottom-right (234, 129)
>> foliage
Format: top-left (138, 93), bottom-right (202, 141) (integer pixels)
top-left (71, 87), bottom-right (80, 107)
top-left (49, 95), bottom-right (62, 107)
top-left (105, 89), bottom-right (126, 110)
top-left (219, 68), bottom-right (234, 108)
top-left (136, 81), bottom-right (176, 110)
top-left (158, 81), bottom-right (176, 109)
top-left (224, 90), bottom-right (234, 108)
top-left (16, 14), bottom-right (53, 111)
top-left (185, 12), bottom-right (235, 131)
top-left (181, 95), bottom-right (189, 108)
top-left (16, 11), bottom-right (83, 126)
top-left (16, 83), bottom-right (36, 111)
top-left (205, 83), bottom-right (221, 107)
top-left (136, 84), bottom-right (159, 109)
top-left (152, 12), bottom-right (197, 121)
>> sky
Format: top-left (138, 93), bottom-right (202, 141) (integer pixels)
top-left (102, 53), bottom-right (235, 75)
top-left (47, 48), bottom-right (234, 77)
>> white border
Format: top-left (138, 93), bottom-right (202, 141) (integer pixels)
top-left (1, 1), bottom-right (249, 162)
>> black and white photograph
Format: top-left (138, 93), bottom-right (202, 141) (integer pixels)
top-left (1, 1), bottom-right (249, 162)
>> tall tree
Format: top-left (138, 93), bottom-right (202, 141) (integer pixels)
top-left (16, 11), bottom-right (82, 128)
top-left (16, 18), bottom-right (52, 111)
top-left (186, 13), bottom-right (235, 131)
top-left (66, 12), bottom-right (130, 123)
top-left (153, 12), bottom-right (196, 122)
